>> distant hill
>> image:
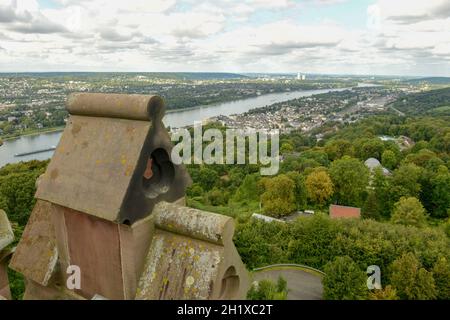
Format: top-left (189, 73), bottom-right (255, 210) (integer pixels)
top-left (164, 72), bottom-right (248, 80)
top-left (0, 72), bottom-right (247, 80)
top-left (403, 77), bottom-right (450, 85)
top-left (389, 87), bottom-right (450, 116)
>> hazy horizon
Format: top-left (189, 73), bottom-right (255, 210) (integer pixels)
top-left (0, 71), bottom-right (448, 79)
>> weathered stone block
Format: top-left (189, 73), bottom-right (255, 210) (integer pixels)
top-left (0, 210), bottom-right (14, 252)
top-left (52, 204), bottom-right (154, 300)
top-left (9, 201), bottom-right (58, 287)
top-left (0, 258), bottom-right (11, 300)
top-left (35, 93), bottom-right (191, 224)
top-left (11, 200), bottom-right (155, 300)
top-left (0, 209), bottom-right (14, 300)
top-left (23, 279), bottom-right (85, 300)
top-left (136, 202), bottom-right (250, 300)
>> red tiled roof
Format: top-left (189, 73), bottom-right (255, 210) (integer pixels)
top-left (329, 204), bottom-right (361, 219)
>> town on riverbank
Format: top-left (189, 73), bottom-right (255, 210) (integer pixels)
top-left (0, 72), bottom-right (356, 139)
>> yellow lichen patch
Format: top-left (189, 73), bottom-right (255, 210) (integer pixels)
top-left (185, 276), bottom-right (195, 287)
top-left (124, 165), bottom-right (133, 176)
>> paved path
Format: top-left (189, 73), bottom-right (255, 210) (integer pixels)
top-left (252, 267), bottom-right (323, 300)
top-left (389, 105), bottom-right (405, 116)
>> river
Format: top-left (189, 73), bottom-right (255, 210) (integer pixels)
top-left (0, 86), bottom-right (359, 167)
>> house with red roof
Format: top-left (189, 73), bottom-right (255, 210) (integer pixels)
top-left (329, 204), bottom-right (361, 219)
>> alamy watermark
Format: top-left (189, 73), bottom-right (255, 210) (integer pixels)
top-left (367, 265), bottom-right (382, 290)
top-left (170, 122), bottom-right (280, 175)
top-left (66, 265), bottom-right (81, 290)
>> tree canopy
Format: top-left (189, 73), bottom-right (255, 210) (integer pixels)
top-left (322, 256), bottom-right (368, 300)
top-left (390, 197), bottom-right (428, 228)
top-left (305, 170), bottom-right (334, 206)
top-left (329, 156), bottom-right (370, 207)
top-left (259, 174), bottom-right (296, 217)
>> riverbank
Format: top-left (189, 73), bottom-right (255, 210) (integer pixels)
top-left (0, 86), bottom-right (357, 167)
top-left (1, 84), bottom-right (357, 140)
top-left (1, 126), bottom-right (65, 142)
top-left (0, 92), bottom-right (305, 140)
top-left (164, 84), bottom-right (354, 114)
top-left (0, 90), bottom-right (310, 140)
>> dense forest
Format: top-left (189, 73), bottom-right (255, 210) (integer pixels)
top-left (389, 87), bottom-right (450, 116)
top-left (0, 160), bottom-right (48, 299)
top-left (1, 89), bottom-right (449, 299)
top-left (402, 77), bottom-right (450, 85)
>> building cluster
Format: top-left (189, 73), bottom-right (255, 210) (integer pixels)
top-left (209, 87), bottom-right (400, 134)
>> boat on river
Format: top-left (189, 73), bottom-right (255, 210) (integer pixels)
top-left (14, 146), bottom-right (57, 157)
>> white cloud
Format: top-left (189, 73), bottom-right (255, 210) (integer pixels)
top-left (365, 0), bottom-right (450, 72)
top-left (0, 0), bottom-right (448, 75)
top-left (54, 0), bottom-right (176, 13)
top-left (246, 0), bottom-right (294, 9)
top-left (369, 0), bottom-right (450, 23)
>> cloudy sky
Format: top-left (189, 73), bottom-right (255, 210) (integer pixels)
top-left (0, 0), bottom-right (449, 76)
